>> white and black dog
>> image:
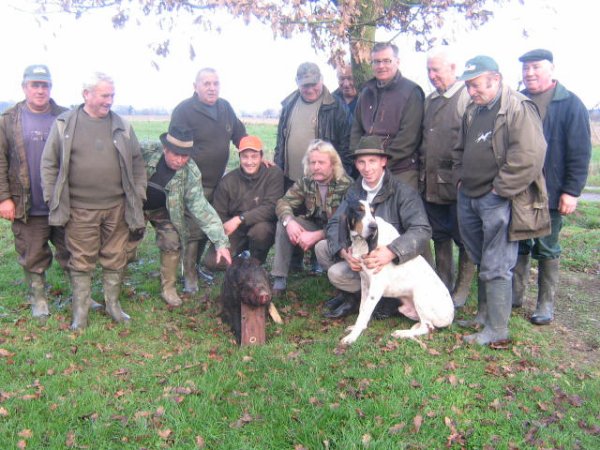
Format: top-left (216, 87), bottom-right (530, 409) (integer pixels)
top-left (341, 199), bottom-right (454, 345)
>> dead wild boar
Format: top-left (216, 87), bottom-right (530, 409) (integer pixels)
top-left (219, 255), bottom-right (272, 344)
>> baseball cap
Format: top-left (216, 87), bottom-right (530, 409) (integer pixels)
top-left (238, 135), bottom-right (263, 152)
top-left (458, 55), bottom-right (499, 81)
top-left (23, 65), bottom-right (52, 84)
top-left (518, 49), bottom-right (553, 63)
top-left (296, 62), bottom-right (322, 86)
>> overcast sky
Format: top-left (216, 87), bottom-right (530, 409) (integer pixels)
top-left (1, 0), bottom-right (598, 113)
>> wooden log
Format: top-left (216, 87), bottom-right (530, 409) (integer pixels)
top-left (268, 303), bottom-right (283, 324)
top-left (240, 302), bottom-right (266, 346)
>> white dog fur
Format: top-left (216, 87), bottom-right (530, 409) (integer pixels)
top-left (341, 200), bottom-right (454, 345)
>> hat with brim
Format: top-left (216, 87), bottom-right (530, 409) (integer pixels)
top-left (160, 125), bottom-right (193, 156)
top-left (352, 136), bottom-right (391, 159)
top-left (296, 62), bottom-right (322, 86)
top-left (458, 55), bottom-right (499, 81)
top-left (518, 49), bottom-right (553, 63)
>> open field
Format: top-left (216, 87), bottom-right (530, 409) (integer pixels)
top-left (0, 120), bottom-right (598, 448)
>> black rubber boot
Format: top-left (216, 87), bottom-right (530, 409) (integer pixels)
top-left (531, 258), bottom-right (559, 325)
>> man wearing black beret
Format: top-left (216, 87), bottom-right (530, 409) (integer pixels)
top-left (512, 49), bottom-right (592, 325)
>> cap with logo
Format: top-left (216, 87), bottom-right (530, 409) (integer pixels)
top-left (23, 65), bottom-right (52, 84)
top-left (458, 55), bottom-right (499, 81)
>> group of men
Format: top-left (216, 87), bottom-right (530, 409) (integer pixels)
top-left (0, 41), bottom-right (591, 345)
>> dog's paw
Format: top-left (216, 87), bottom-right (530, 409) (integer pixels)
top-left (341, 334), bottom-right (357, 345)
top-left (391, 329), bottom-right (412, 339)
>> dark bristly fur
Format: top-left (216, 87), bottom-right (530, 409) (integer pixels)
top-left (219, 255), bottom-right (272, 344)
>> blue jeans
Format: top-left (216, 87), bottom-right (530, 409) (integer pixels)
top-left (518, 209), bottom-right (563, 260)
top-left (457, 190), bottom-right (517, 281)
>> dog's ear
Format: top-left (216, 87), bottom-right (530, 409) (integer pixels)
top-left (367, 224), bottom-right (379, 253)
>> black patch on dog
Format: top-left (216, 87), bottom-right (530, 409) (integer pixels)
top-left (219, 255), bottom-right (272, 344)
top-left (345, 197), bottom-right (379, 253)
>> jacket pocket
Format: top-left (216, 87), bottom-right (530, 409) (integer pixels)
top-left (436, 168), bottom-right (457, 203)
top-left (509, 176), bottom-right (551, 241)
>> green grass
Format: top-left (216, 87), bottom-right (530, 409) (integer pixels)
top-left (1, 120), bottom-right (599, 448)
top-left (586, 145), bottom-right (600, 187)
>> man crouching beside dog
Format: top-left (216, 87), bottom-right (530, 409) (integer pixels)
top-left (315, 136), bottom-right (443, 336)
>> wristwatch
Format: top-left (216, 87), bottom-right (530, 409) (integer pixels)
top-left (282, 217), bottom-right (292, 227)
top-left (239, 214), bottom-right (246, 223)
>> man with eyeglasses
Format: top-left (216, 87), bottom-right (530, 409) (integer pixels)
top-left (0, 65), bottom-right (69, 320)
top-left (351, 42), bottom-right (425, 189)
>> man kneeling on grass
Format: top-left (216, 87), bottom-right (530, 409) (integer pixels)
top-left (141, 124), bottom-right (231, 306)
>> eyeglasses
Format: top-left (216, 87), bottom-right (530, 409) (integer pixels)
top-left (371, 59), bottom-right (394, 66)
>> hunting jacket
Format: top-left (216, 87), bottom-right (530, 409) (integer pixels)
top-left (0, 99), bottom-right (67, 221)
top-left (453, 85), bottom-right (550, 241)
top-left (41, 106), bottom-right (147, 230)
top-left (274, 87), bottom-right (352, 176)
top-left (142, 143), bottom-right (228, 249)
top-left (276, 173), bottom-right (353, 228)
top-left (326, 170), bottom-right (432, 264)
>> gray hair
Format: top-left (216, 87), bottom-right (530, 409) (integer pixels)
top-left (426, 46), bottom-right (458, 66)
top-left (82, 72), bottom-right (114, 93)
top-left (195, 67), bottom-right (218, 83)
top-left (302, 139), bottom-right (346, 181)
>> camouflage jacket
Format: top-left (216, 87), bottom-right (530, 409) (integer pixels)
top-left (276, 174), bottom-right (353, 227)
top-left (141, 143), bottom-right (228, 249)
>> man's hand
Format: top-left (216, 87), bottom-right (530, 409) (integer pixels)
top-left (223, 216), bottom-right (242, 236)
top-left (0, 198), bottom-right (15, 222)
top-left (215, 247), bottom-right (232, 266)
top-left (285, 219), bottom-right (305, 245)
top-left (362, 246), bottom-right (395, 274)
top-left (340, 248), bottom-right (362, 272)
top-left (558, 193), bottom-right (578, 216)
top-left (262, 159), bottom-right (276, 168)
top-left (296, 230), bottom-right (324, 251)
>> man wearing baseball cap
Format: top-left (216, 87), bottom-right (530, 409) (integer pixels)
top-left (203, 135), bottom-right (284, 269)
top-left (453, 55), bottom-right (548, 345)
top-left (140, 124), bottom-right (232, 307)
top-left (511, 49), bottom-right (591, 325)
top-left (0, 65), bottom-right (69, 320)
top-left (315, 136), bottom-right (432, 319)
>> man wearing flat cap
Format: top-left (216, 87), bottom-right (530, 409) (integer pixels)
top-left (511, 49), bottom-right (591, 325)
top-left (0, 64), bottom-right (69, 320)
top-left (452, 56), bottom-right (548, 345)
top-left (315, 136), bottom-right (432, 319)
top-left (141, 125), bottom-right (232, 307)
top-left (202, 135), bottom-right (284, 270)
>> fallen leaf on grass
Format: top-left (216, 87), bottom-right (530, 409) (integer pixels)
top-left (18, 430), bottom-right (33, 438)
top-left (113, 368), bottom-right (129, 377)
top-left (230, 412), bottom-right (255, 429)
top-left (0, 407), bottom-right (9, 416)
top-left (17, 440), bottom-right (26, 449)
top-left (65, 430), bottom-right (76, 447)
top-left (361, 434), bottom-right (371, 446)
top-left (21, 394), bottom-right (40, 401)
top-left (195, 435), bottom-right (206, 448)
top-left (578, 419), bottom-right (600, 435)
top-left (388, 422), bottom-right (406, 435)
top-left (0, 348), bottom-right (15, 357)
top-left (447, 374), bottom-right (459, 386)
top-left (413, 414), bottom-right (423, 433)
top-left (157, 429), bottom-right (173, 440)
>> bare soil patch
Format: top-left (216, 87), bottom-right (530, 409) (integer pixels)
top-left (515, 269), bottom-right (600, 370)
